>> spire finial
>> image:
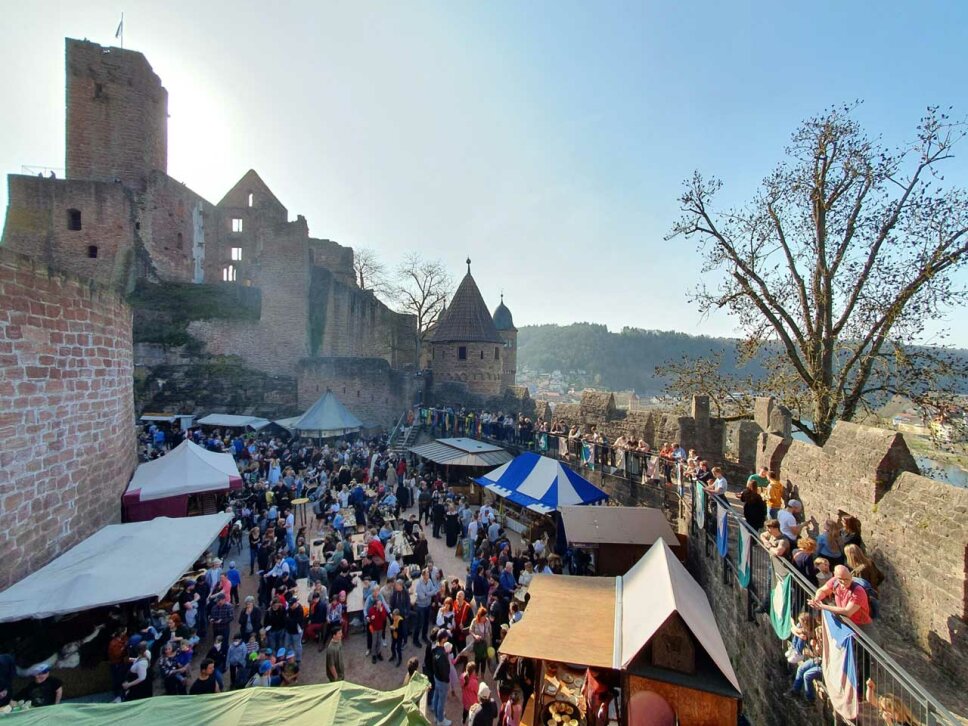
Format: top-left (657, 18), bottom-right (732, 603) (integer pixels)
top-left (466, 257), bottom-right (471, 274)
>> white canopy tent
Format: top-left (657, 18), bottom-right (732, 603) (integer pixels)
top-left (196, 414), bottom-right (271, 430)
top-left (0, 513), bottom-right (232, 623)
top-left (123, 440), bottom-right (242, 520)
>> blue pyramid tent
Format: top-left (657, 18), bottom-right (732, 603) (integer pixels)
top-left (475, 452), bottom-right (608, 514)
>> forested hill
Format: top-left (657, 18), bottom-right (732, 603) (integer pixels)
top-left (517, 323), bottom-right (968, 396)
top-left (516, 323), bottom-right (760, 394)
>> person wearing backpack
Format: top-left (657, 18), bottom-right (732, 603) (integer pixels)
top-left (807, 565), bottom-right (872, 626)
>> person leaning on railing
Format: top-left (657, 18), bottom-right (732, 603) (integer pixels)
top-left (808, 565), bottom-right (872, 627)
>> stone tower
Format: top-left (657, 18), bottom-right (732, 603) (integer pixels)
top-left (65, 38), bottom-right (168, 191)
top-left (430, 259), bottom-right (505, 398)
top-left (492, 294), bottom-right (517, 392)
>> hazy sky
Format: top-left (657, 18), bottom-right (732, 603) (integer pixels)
top-left (2, 1), bottom-right (968, 345)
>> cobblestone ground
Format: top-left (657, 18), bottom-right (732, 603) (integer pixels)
top-left (209, 506), bottom-right (514, 724)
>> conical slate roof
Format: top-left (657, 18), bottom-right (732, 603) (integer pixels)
top-left (431, 260), bottom-right (503, 344)
top-left (293, 391), bottom-right (363, 437)
top-left (492, 295), bottom-right (516, 332)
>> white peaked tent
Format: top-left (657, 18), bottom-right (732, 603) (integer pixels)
top-left (0, 514), bottom-right (232, 622)
top-left (616, 540), bottom-right (740, 691)
top-left (291, 391), bottom-right (363, 439)
top-left (123, 440), bottom-right (242, 520)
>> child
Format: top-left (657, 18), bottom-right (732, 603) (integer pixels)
top-left (173, 641), bottom-right (194, 690)
top-left (368, 600), bottom-right (388, 664)
top-left (390, 608), bottom-right (404, 666)
top-left (786, 612), bottom-right (814, 664)
top-left (461, 661), bottom-right (480, 723)
top-left (404, 657), bottom-right (420, 685)
top-left (814, 557), bottom-right (832, 586)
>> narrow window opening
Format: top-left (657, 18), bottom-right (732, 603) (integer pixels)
top-left (458, 346), bottom-right (467, 360)
top-left (67, 209), bottom-right (82, 231)
top-left (494, 347), bottom-right (500, 360)
top-left (480, 350), bottom-right (484, 359)
top-left (87, 245), bottom-right (98, 259)
top-left (231, 247), bottom-right (243, 261)
top-left (247, 192), bottom-right (254, 207)
top-left (176, 232), bottom-right (184, 249)
top-left (94, 83), bottom-right (104, 99)
top-left (231, 218), bottom-right (243, 233)
top-left (222, 264), bottom-right (237, 282)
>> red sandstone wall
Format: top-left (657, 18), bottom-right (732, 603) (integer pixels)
top-left (296, 358), bottom-right (418, 428)
top-left (66, 39), bottom-right (167, 191)
top-left (2, 175), bottom-right (135, 288)
top-left (0, 249), bottom-right (136, 589)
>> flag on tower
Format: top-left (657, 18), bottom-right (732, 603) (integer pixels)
top-left (115, 13), bottom-right (124, 48)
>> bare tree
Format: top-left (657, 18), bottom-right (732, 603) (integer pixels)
top-left (668, 105), bottom-right (968, 445)
top-left (352, 247), bottom-right (390, 297)
top-left (392, 253), bottom-right (453, 361)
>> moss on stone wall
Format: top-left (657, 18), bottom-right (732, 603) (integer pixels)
top-left (128, 280), bottom-right (261, 346)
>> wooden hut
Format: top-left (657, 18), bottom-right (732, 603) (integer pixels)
top-left (498, 540), bottom-right (741, 726)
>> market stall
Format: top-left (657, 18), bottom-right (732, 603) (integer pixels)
top-left (558, 505), bottom-right (683, 576)
top-left (123, 439), bottom-right (242, 521)
top-left (498, 541), bottom-right (741, 726)
top-left (409, 437), bottom-right (511, 501)
top-left (286, 390), bottom-right (363, 440)
top-left (474, 452), bottom-right (608, 541)
top-left (196, 413), bottom-right (271, 431)
top-left (0, 514), bottom-right (231, 698)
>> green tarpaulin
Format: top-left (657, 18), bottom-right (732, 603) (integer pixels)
top-left (3, 675), bottom-right (430, 725)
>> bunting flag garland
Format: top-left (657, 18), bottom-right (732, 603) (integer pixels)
top-left (821, 610), bottom-right (861, 721)
top-left (737, 526), bottom-right (753, 588)
top-left (769, 574), bottom-right (793, 639)
top-left (716, 501), bottom-right (730, 557)
top-left (694, 481), bottom-right (705, 529)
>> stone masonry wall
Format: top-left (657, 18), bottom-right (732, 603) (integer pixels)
top-left (0, 248), bottom-right (136, 589)
top-left (297, 357), bottom-right (418, 428)
top-left (2, 175), bottom-right (136, 289)
top-left (758, 424), bottom-right (968, 688)
top-left (66, 39), bottom-right (168, 191)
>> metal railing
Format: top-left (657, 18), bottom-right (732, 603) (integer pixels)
top-left (20, 165), bottom-right (65, 178)
top-left (415, 406), bottom-right (961, 726)
top-left (686, 484), bottom-right (960, 726)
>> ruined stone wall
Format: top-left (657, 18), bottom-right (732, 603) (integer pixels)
top-left (297, 357), bottom-right (418, 428)
top-left (0, 249), bottom-right (136, 589)
top-left (311, 267), bottom-right (417, 368)
top-left (2, 175), bottom-right (136, 289)
top-left (140, 172), bottom-right (214, 283)
top-left (189, 222), bottom-right (311, 375)
top-left (66, 39), bottom-right (167, 191)
top-left (758, 423), bottom-right (968, 685)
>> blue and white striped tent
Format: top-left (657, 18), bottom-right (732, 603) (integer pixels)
top-left (475, 452), bottom-right (608, 514)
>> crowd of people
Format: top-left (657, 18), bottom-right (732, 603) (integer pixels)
top-left (124, 423), bottom-right (558, 726)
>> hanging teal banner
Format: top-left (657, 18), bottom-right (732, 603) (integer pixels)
top-left (769, 573), bottom-right (793, 639)
top-left (737, 527), bottom-right (753, 588)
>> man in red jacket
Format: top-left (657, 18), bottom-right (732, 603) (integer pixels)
top-left (367, 600), bottom-right (388, 664)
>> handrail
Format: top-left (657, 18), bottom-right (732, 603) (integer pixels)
top-left (691, 485), bottom-right (960, 726)
top-left (386, 411), bottom-right (408, 449)
top-left (414, 406), bottom-right (961, 726)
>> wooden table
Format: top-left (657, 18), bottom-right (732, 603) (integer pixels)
top-left (291, 497), bottom-right (310, 527)
top-left (386, 531), bottom-right (413, 558)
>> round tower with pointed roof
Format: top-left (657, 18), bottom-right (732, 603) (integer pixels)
top-left (492, 293), bottom-right (517, 392)
top-left (429, 258), bottom-right (506, 398)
